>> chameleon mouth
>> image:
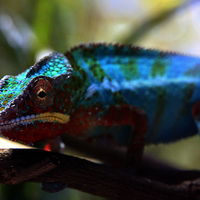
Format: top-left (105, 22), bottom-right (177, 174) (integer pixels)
top-left (0, 112), bottom-right (70, 130)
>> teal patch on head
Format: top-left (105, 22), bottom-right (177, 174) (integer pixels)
top-left (0, 75), bottom-right (30, 112)
top-left (26, 52), bottom-right (71, 79)
top-left (0, 52), bottom-right (72, 113)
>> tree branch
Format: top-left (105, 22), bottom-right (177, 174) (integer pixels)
top-left (0, 149), bottom-right (200, 200)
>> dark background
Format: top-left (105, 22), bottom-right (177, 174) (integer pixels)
top-left (0, 0), bottom-right (200, 199)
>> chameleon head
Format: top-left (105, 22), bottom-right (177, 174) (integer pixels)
top-left (0, 52), bottom-right (73, 144)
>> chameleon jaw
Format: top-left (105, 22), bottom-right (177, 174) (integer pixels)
top-left (0, 112), bottom-right (70, 130)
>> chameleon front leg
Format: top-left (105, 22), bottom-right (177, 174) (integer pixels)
top-left (99, 105), bottom-right (148, 169)
top-left (72, 105), bottom-right (148, 169)
top-left (42, 137), bottom-right (66, 192)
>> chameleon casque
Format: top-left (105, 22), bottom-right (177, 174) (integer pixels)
top-left (1, 43), bottom-right (200, 169)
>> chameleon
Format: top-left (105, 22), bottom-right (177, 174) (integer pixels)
top-left (1, 43), bottom-right (200, 170)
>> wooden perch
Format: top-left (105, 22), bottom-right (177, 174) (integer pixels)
top-left (0, 148), bottom-right (200, 200)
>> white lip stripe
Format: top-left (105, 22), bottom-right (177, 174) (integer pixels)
top-left (0, 112), bottom-right (70, 130)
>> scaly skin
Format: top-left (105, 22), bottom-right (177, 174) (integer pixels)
top-left (1, 43), bottom-right (200, 168)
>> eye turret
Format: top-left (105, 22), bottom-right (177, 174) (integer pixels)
top-left (31, 79), bottom-right (54, 110)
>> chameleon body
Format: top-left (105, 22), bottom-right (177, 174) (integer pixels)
top-left (1, 43), bottom-right (200, 168)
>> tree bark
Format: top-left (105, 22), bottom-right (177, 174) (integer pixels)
top-left (0, 149), bottom-right (200, 200)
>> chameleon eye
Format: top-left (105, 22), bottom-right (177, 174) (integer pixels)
top-left (31, 79), bottom-right (54, 110)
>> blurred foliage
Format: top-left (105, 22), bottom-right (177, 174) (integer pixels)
top-left (0, 0), bottom-right (200, 199)
top-left (120, 0), bottom-right (189, 44)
